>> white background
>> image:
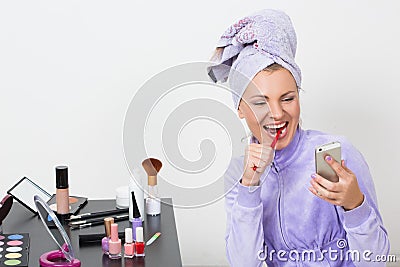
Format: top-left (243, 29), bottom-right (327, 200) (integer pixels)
top-left (1, 1), bottom-right (399, 266)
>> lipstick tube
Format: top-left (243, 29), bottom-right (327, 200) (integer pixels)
top-left (134, 227), bottom-right (145, 257)
top-left (108, 223), bottom-right (122, 259)
top-left (101, 217), bottom-right (114, 254)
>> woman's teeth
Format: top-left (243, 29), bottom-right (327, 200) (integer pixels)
top-left (263, 122), bottom-right (287, 135)
top-left (266, 122), bottom-right (286, 129)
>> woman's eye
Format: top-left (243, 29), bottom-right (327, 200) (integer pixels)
top-left (253, 102), bottom-right (266, 106)
top-left (282, 97), bottom-right (294, 102)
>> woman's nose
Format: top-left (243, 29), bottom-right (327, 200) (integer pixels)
top-left (267, 102), bottom-right (284, 119)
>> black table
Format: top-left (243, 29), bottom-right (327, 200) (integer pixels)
top-left (3, 198), bottom-right (182, 267)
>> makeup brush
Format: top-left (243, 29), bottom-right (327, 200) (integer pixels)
top-left (141, 158), bottom-right (162, 176)
top-left (142, 158), bottom-right (162, 215)
top-left (142, 158), bottom-right (162, 188)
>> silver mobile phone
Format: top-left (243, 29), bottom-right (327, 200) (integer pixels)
top-left (315, 141), bottom-right (341, 182)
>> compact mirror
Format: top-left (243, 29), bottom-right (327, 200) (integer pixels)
top-left (34, 195), bottom-right (81, 267)
top-left (8, 177), bottom-right (52, 214)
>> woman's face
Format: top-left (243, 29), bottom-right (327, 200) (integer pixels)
top-left (238, 68), bottom-right (300, 150)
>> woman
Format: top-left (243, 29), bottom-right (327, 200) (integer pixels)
top-left (208, 9), bottom-right (389, 266)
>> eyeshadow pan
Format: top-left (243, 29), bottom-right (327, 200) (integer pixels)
top-left (0, 236), bottom-right (5, 241)
top-left (5, 247), bottom-right (22, 253)
top-left (6, 241), bottom-right (22, 247)
top-left (6, 235), bottom-right (23, 241)
top-left (0, 241), bottom-right (4, 246)
top-left (5, 253), bottom-right (22, 259)
top-left (0, 247), bottom-right (3, 253)
top-left (3, 259), bottom-right (21, 266)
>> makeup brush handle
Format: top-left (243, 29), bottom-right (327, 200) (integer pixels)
top-left (69, 208), bottom-right (128, 220)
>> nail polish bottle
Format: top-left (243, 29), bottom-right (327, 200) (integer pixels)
top-left (129, 166), bottom-right (144, 222)
top-left (130, 191), bottom-right (142, 241)
top-left (55, 166), bottom-right (70, 221)
top-left (102, 217), bottom-right (114, 254)
top-left (108, 223), bottom-right (122, 259)
top-left (134, 227), bottom-right (145, 257)
top-left (124, 228), bottom-right (135, 258)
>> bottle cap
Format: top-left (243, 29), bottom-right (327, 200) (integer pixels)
top-left (56, 166), bottom-right (69, 189)
top-left (125, 228), bottom-right (133, 243)
top-left (131, 191), bottom-right (141, 218)
top-left (104, 217), bottom-right (114, 238)
top-left (136, 227), bottom-right (144, 243)
top-left (110, 223), bottom-right (119, 242)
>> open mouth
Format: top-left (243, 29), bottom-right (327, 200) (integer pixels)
top-left (263, 121), bottom-right (288, 137)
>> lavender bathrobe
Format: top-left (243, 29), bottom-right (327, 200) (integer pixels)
top-left (224, 128), bottom-right (390, 266)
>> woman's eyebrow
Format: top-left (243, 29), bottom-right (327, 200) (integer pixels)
top-left (249, 90), bottom-right (297, 99)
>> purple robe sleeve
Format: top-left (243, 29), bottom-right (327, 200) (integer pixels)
top-left (224, 157), bottom-right (266, 267)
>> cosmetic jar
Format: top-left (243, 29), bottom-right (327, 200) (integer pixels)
top-left (115, 186), bottom-right (129, 209)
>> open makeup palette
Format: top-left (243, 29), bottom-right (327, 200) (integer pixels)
top-left (0, 233), bottom-right (30, 267)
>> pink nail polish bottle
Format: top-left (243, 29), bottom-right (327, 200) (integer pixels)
top-left (108, 223), bottom-right (122, 259)
top-left (124, 228), bottom-right (135, 258)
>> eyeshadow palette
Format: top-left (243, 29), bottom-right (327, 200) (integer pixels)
top-left (0, 233), bottom-right (29, 267)
top-left (47, 194), bottom-right (88, 215)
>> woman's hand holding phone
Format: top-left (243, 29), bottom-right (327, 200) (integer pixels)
top-left (242, 141), bottom-right (274, 186)
top-left (309, 156), bottom-right (364, 211)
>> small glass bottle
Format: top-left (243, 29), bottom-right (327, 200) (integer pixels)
top-left (108, 223), bottom-right (122, 259)
top-left (55, 166), bottom-right (70, 222)
top-left (134, 227), bottom-right (145, 257)
top-left (124, 228), bottom-right (134, 258)
top-left (146, 175), bottom-right (161, 215)
top-left (102, 217), bottom-right (114, 254)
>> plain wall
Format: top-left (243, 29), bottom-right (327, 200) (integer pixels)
top-left (1, 1), bottom-right (399, 266)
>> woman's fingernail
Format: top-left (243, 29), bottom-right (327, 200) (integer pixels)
top-left (311, 173), bottom-right (317, 179)
top-left (325, 155), bottom-right (332, 161)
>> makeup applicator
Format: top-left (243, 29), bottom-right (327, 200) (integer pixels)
top-left (0, 194), bottom-right (13, 233)
top-left (142, 158), bottom-right (162, 216)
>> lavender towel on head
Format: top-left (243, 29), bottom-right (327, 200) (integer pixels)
top-left (207, 9), bottom-right (302, 109)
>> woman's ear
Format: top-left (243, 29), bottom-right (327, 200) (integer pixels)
top-left (237, 104), bottom-right (245, 119)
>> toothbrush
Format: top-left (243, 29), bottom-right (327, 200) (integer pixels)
top-left (252, 128), bottom-right (283, 171)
